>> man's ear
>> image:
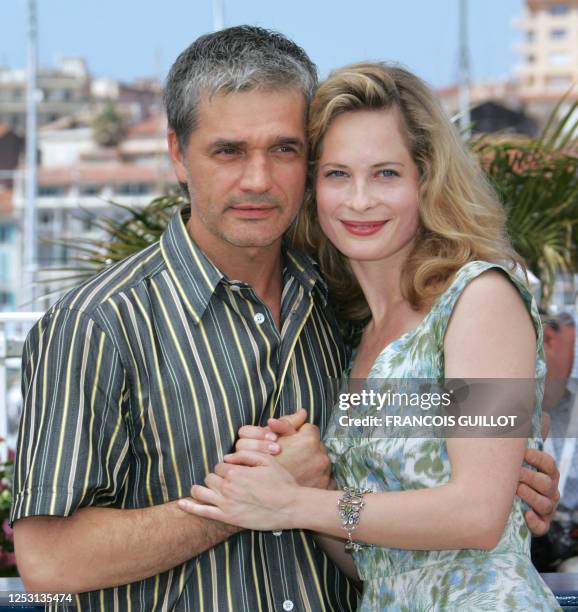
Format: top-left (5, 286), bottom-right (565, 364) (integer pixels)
top-left (543, 325), bottom-right (557, 349)
top-left (167, 129), bottom-right (188, 184)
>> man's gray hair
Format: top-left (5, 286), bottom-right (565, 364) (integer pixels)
top-left (164, 25), bottom-right (318, 151)
top-left (543, 311), bottom-right (576, 331)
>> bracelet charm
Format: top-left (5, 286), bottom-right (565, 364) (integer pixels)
top-left (337, 487), bottom-right (373, 552)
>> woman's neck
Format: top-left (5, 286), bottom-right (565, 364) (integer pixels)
top-left (349, 245), bottom-right (410, 326)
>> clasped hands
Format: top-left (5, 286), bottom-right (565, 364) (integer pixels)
top-left (177, 409), bottom-right (328, 530)
top-left (178, 409), bottom-right (561, 536)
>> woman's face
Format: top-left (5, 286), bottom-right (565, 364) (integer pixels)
top-left (315, 109), bottom-right (421, 264)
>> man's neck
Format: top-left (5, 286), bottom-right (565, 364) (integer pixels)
top-left (186, 219), bottom-right (284, 324)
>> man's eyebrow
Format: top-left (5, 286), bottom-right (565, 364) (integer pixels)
top-left (210, 139), bottom-right (245, 149)
top-left (208, 137), bottom-right (305, 149)
top-left (274, 137), bottom-right (305, 148)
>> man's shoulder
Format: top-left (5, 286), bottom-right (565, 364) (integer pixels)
top-left (54, 241), bottom-right (165, 320)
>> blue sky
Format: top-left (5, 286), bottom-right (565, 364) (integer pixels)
top-left (2, 0), bottom-right (524, 89)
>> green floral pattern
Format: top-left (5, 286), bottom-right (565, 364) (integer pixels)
top-left (324, 261), bottom-right (561, 611)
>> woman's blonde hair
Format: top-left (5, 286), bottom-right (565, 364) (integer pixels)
top-left (291, 62), bottom-right (523, 323)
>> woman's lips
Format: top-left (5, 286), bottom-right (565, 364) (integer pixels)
top-left (340, 220), bottom-right (388, 236)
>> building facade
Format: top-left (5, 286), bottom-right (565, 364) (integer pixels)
top-left (517, 0), bottom-right (578, 116)
top-left (0, 58), bottom-right (90, 136)
top-left (11, 113), bottom-right (175, 310)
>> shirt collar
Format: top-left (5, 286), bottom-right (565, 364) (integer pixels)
top-left (283, 242), bottom-right (329, 307)
top-left (160, 206), bottom-right (223, 324)
top-left (160, 206), bottom-right (329, 323)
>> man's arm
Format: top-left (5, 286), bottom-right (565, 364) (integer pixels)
top-left (13, 309), bottom-right (238, 593)
top-left (15, 502), bottom-right (239, 593)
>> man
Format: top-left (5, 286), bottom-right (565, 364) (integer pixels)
top-left (532, 312), bottom-right (578, 571)
top-left (11, 26), bottom-right (558, 611)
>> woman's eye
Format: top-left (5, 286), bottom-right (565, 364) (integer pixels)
top-left (378, 169), bottom-right (398, 178)
top-left (326, 170), bottom-right (347, 178)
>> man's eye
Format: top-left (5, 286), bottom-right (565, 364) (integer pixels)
top-left (216, 147), bottom-right (239, 156)
top-left (275, 145), bottom-right (298, 154)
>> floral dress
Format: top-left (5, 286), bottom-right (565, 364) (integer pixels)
top-left (324, 261), bottom-right (561, 611)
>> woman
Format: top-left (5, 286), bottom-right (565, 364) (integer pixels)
top-left (179, 63), bottom-right (560, 610)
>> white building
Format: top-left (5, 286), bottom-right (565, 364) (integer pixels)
top-left (11, 113), bottom-right (175, 309)
top-left (516, 0), bottom-right (578, 118)
top-left (0, 58), bottom-right (90, 136)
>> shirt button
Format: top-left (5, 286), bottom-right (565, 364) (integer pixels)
top-left (272, 530), bottom-right (283, 536)
top-left (230, 285), bottom-right (241, 292)
top-left (254, 313), bottom-right (265, 324)
top-left (282, 601), bottom-right (294, 611)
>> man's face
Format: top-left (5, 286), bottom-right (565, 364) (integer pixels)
top-left (543, 322), bottom-right (575, 410)
top-left (168, 88), bottom-right (307, 257)
top-left (544, 322), bottom-right (575, 381)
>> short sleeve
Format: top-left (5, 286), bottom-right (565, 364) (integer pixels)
top-left (10, 307), bottom-right (131, 525)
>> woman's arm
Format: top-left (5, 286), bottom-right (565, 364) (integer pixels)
top-left (313, 479), bottom-right (360, 582)
top-left (181, 271), bottom-right (538, 550)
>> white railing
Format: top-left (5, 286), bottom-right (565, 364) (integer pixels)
top-left (0, 312), bottom-right (43, 461)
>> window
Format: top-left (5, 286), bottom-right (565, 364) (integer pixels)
top-left (551, 28), bottom-right (567, 39)
top-left (0, 226), bottom-right (13, 243)
top-left (114, 183), bottom-right (152, 196)
top-left (39, 211), bottom-right (53, 226)
top-left (37, 243), bottom-right (55, 266)
top-left (527, 30), bottom-right (535, 42)
top-left (0, 254), bottom-right (7, 282)
top-left (550, 51), bottom-right (570, 65)
top-left (38, 185), bottom-right (67, 197)
top-left (549, 4), bottom-right (569, 15)
top-left (12, 116), bottom-right (23, 132)
top-left (546, 75), bottom-right (572, 89)
top-left (527, 54), bottom-right (536, 64)
top-left (79, 184), bottom-right (101, 196)
top-left (0, 291), bottom-right (14, 308)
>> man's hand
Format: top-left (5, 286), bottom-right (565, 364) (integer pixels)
top-left (518, 447), bottom-right (560, 536)
top-left (235, 410), bottom-right (331, 489)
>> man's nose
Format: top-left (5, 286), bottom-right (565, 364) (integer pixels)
top-left (239, 153), bottom-right (273, 193)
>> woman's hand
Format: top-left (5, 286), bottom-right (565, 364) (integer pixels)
top-left (235, 410), bottom-right (333, 489)
top-left (178, 451), bottom-right (301, 531)
top-left (234, 409), bottom-right (308, 455)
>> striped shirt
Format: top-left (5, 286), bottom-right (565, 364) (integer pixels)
top-left (11, 207), bottom-right (357, 611)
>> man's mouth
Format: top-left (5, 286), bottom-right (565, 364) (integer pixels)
top-left (340, 220), bottom-right (388, 236)
top-left (229, 205), bottom-right (277, 219)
